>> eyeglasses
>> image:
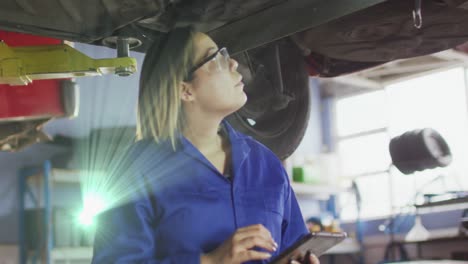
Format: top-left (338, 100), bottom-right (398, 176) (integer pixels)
top-left (187, 47), bottom-right (230, 79)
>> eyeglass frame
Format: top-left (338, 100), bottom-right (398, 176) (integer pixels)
top-left (186, 47), bottom-right (229, 80)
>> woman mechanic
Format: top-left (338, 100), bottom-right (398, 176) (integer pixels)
top-left (92, 27), bottom-right (319, 264)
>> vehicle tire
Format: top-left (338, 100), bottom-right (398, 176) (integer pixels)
top-left (227, 38), bottom-right (310, 160)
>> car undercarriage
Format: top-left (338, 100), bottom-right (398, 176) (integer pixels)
top-left (1, 0), bottom-right (468, 158)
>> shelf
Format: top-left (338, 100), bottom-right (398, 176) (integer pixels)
top-left (395, 227), bottom-right (465, 244)
top-left (50, 169), bottom-right (83, 183)
top-left (426, 227), bottom-right (461, 241)
top-left (27, 168), bottom-right (105, 184)
top-left (325, 238), bottom-right (360, 255)
top-left (51, 247), bottom-right (93, 260)
top-left (415, 196), bottom-right (468, 209)
top-left (19, 161), bottom-right (94, 264)
top-left (26, 168), bottom-right (81, 185)
top-left (291, 182), bottom-right (346, 199)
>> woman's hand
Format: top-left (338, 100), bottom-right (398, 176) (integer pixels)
top-left (200, 224), bottom-right (277, 264)
top-left (289, 251), bottom-right (320, 264)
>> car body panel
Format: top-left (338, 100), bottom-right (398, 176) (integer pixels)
top-left (0, 0), bottom-right (387, 53)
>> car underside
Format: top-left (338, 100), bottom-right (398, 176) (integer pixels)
top-left (1, 0), bottom-right (468, 158)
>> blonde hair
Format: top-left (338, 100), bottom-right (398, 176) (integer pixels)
top-left (137, 27), bottom-right (196, 148)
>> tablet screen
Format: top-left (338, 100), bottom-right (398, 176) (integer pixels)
top-left (270, 232), bottom-right (347, 264)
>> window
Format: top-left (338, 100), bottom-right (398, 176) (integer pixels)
top-left (338, 132), bottom-right (391, 178)
top-left (336, 90), bottom-right (388, 137)
top-left (336, 67), bottom-right (468, 220)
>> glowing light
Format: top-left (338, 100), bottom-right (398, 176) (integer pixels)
top-left (78, 193), bottom-right (107, 227)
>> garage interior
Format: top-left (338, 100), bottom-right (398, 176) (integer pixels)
top-left (1, 2), bottom-right (468, 263)
top-left (0, 37), bottom-right (466, 264)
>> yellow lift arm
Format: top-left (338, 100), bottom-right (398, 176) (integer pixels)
top-left (0, 41), bottom-right (137, 85)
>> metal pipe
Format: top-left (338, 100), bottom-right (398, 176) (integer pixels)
top-left (117, 37), bottom-right (130, 58)
top-left (116, 37), bottom-right (133, 76)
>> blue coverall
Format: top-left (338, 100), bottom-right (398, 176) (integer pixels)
top-left (92, 121), bottom-right (308, 263)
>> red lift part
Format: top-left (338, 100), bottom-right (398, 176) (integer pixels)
top-left (0, 80), bottom-right (65, 120)
top-left (0, 31), bottom-right (61, 46)
top-left (0, 31), bottom-right (66, 121)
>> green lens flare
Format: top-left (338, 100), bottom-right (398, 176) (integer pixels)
top-left (78, 193), bottom-right (107, 227)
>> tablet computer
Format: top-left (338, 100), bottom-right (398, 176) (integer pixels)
top-left (270, 231), bottom-right (347, 264)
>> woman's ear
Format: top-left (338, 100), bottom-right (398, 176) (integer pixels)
top-left (180, 82), bottom-right (195, 102)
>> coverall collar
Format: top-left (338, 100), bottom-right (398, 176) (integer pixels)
top-left (179, 120), bottom-right (251, 179)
